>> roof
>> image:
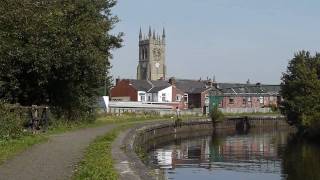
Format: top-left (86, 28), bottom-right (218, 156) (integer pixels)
top-left (129, 79), bottom-right (152, 91)
top-left (210, 84), bottom-right (281, 96)
top-left (148, 85), bottom-right (170, 93)
top-left (119, 79), bottom-right (280, 95)
top-left (127, 79), bottom-right (171, 92)
top-left (175, 79), bottom-right (207, 94)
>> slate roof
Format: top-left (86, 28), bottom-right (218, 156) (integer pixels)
top-left (175, 79), bottom-right (207, 94)
top-left (129, 80), bottom-right (152, 91)
top-left (123, 79), bottom-right (280, 95)
top-left (210, 84), bottom-right (281, 97)
top-left (148, 86), bottom-right (170, 93)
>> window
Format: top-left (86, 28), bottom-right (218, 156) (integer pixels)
top-left (141, 95), bottom-right (145, 102)
top-left (259, 97), bottom-right (264, 104)
top-left (243, 98), bottom-right (246, 105)
top-left (139, 92), bottom-right (146, 102)
top-left (205, 95), bottom-right (209, 106)
top-left (176, 94), bottom-right (182, 102)
top-left (162, 93), bottom-right (166, 102)
top-left (145, 48), bottom-right (148, 59)
top-left (229, 98), bottom-right (234, 104)
top-left (184, 94), bottom-right (188, 103)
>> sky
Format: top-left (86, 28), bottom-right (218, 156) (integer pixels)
top-left (110, 0), bottom-right (320, 84)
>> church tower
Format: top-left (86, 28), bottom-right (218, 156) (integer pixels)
top-left (137, 27), bottom-right (166, 80)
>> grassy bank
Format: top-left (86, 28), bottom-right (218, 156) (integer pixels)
top-left (72, 114), bottom-right (203, 180)
top-left (0, 135), bottom-right (47, 164)
top-left (0, 114), bottom-right (202, 166)
top-left (72, 124), bottom-right (130, 180)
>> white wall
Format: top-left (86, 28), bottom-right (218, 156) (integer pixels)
top-left (157, 86), bottom-right (173, 102)
top-left (137, 91), bottom-right (147, 102)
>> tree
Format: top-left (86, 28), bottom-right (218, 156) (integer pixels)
top-left (0, 0), bottom-right (122, 120)
top-left (281, 51), bottom-right (320, 138)
top-left (209, 106), bottom-right (224, 126)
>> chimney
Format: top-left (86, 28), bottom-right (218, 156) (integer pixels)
top-left (115, 77), bottom-right (120, 86)
top-left (168, 77), bottom-right (176, 86)
top-left (206, 79), bottom-right (213, 88)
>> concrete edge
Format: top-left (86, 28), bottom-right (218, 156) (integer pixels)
top-left (112, 119), bottom-right (211, 180)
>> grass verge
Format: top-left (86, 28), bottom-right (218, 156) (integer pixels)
top-left (0, 114), bottom-right (202, 168)
top-left (72, 115), bottom-right (204, 180)
top-left (72, 124), bottom-right (131, 180)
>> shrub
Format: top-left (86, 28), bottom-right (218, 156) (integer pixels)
top-left (210, 106), bottom-right (224, 125)
top-left (0, 102), bottom-right (25, 140)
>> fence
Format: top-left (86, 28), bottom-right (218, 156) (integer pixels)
top-left (219, 107), bottom-right (272, 114)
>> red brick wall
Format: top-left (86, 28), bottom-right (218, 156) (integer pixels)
top-left (221, 95), bottom-right (279, 108)
top-left (110, 80), bottom-right (138, 101)
top-left (172, 86), bottom-right (188, 109)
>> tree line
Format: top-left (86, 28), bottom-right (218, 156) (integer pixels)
top-left (281, 51), bottom-right (320, 140)
top-left (0, 0), bottom-right (122, 120)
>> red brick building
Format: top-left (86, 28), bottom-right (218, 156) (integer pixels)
top-left (209, 84), bottom-right (281, 112)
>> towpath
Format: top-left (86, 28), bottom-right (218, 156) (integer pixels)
top-left (0, 124), bottom-right (116, 180)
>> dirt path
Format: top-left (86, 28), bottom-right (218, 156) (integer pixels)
top-left (0, 124), bottom-right (116, 180)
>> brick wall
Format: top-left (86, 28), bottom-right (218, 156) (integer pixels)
top-left (110, 80), bottom-right (138, 101)
top-left (221, 95), bottom-right (279, 108)
top-left (172, 86), bottom-right (187, 109)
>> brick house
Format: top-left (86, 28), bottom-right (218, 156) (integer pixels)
top-left (209, 84), bottom-right (281, 111)
top-left (170, 79), bottom-right (216, 113)
top-left (110, 79), bottom-right (188, 109)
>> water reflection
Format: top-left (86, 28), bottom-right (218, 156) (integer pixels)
top-left (281, 136), bottom-right (320, 180)
top-left (147, 129), bottom-right (320, 180)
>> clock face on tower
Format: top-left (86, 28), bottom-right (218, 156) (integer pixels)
top-left (155, 62), bottom-right (160, 68)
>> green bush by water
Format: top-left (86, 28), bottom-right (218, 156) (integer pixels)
top-left (210, 106), bottom-right (224, 125)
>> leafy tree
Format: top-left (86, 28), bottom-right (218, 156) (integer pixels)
top-left (210, 106), bottom-right (224, 126)
top-left (0, 0), bottom-right (122, 120)
top-left (281, 51), bottom-right (320, 138)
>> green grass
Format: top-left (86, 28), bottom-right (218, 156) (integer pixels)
top-left (72, 114), bottom-right (203, 180)
top-left (0, 112), bottom-right (213, 176)
top-left (0, 135), bottom-right (48, 164)
top-left (73, 125), bottom-right (130, 180)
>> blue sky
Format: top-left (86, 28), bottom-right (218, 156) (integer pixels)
top-left (110, 0), bottom-right (320, 84)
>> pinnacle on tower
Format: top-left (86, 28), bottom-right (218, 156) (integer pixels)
top-left (139, 27), bottom-right (142, 40)
top-left (162, 28), bottom-right (166, 38)
top-left (162, 27), bottom-right (166, 43)
top-left (148, 26), bottom-right (152, 38)
top-left (153, 30), bottom-right (156, 39)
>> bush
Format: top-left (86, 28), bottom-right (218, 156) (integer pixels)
top-left (0, 103), bottom-right (25, 140)
top-left (210, 106), bottom-right (224, 125)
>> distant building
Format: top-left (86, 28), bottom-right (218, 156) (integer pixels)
top-left (209, 83), bottom-right (281, 113)
top-left (110, 78), bottom-right (187, 109)
top-left (137, 27), bottom-right (166, 80)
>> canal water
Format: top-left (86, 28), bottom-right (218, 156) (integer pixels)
top-left (147, 129), bottom-right (320, 180)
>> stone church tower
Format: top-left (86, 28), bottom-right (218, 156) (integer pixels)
top-left (137, 27), bottom-right (166, 80)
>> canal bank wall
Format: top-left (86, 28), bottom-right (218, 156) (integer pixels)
top-left (113, 116), bottom-right (290, 180)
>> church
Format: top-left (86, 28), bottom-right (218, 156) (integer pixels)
top-left (136, 27), bottom-right (166, 80)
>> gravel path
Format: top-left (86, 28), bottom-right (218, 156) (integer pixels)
top-left (0, 124), bottom-right (116, 180)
